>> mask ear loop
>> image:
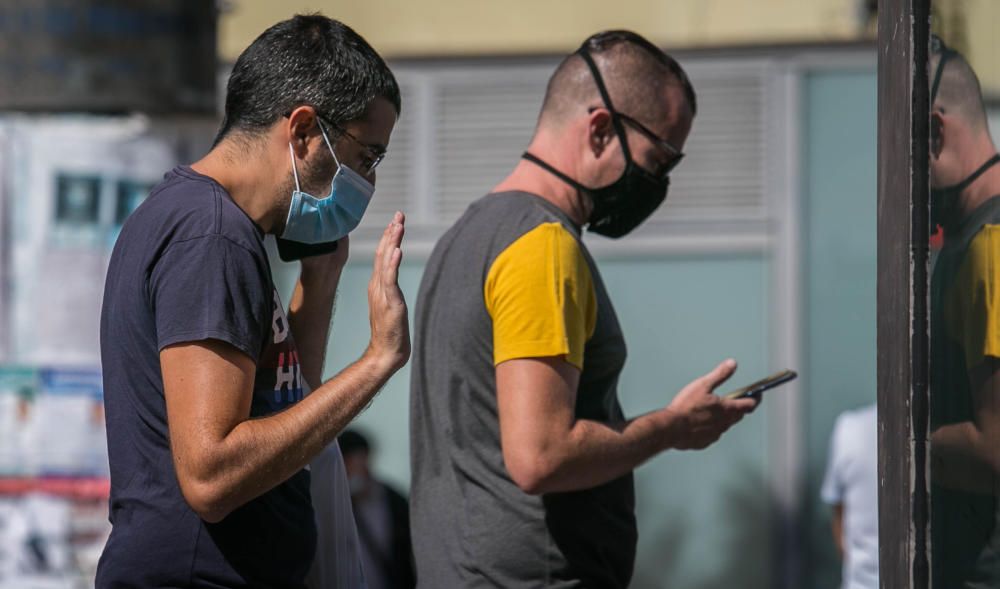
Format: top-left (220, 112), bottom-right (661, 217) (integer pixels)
top-left (288, 143), bottom-right (302, 192)
top-left (577, 48), bottom-right (633, 163)
top-left (288, 118), bottom-right (343, 193)
top-left (316, 118), bottom-right (343, 169)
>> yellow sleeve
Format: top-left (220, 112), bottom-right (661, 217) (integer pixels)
top-left (949, 225), bottom-right (1000, 369)
top-left (484, 223), bottom-right (597, 370)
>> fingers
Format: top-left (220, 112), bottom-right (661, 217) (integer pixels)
top-left (721, 396), bottom-right (758, 413)
top-left (702, 358), bottom-right (737, 391)
top-left (372, 218), bottom-right (393, 278)
top-left (718, 396), bottom-right (756, 430)
top-left (372, 211), bottom-right (406, 285)
top-left (383, 246), bottom-right (403, 301)
top-left (380, 213), bottom-right (404, 293)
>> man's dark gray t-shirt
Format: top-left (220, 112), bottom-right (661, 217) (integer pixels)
top-left (97, 166), bottom-right (315, 588)
top-left (410, 192), bottom-right (636, 588)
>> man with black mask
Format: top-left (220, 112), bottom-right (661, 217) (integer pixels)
top-left (409, 30), bottom-right (757, 588)
top-left (927, 35), bottom-right (1000, 588)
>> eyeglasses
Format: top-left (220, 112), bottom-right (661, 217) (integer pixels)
top-left (615, 112), bottom-right (685, 178)
top-left (588, 106), bottom-right (685, 179)
top-left (283, 110), bottom-right (388, 174)
top-left (930, 35), bottom-right (957, 106)
top-left (318, 115), bottom-right (387, 174)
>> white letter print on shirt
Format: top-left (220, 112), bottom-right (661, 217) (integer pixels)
top-left (272, 290), bottom-right (289, 344)
top-left (271, 289), bottom-right (303, 404)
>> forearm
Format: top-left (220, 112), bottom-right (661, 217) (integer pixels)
top-left (831, 505), bottom-right (844, 560)
top-left (188, 352), bottom-right (392, 521)
top-left (499, 357), bottom-right (751, 495)
top-left (513, 408), bottom-right (676, 494)
top-left (931, 422), bottom-right (1000, 493)
top-left (287, 271), bottom-right (342, 387)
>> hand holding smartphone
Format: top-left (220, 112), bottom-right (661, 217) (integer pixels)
top-left (723, 369), bottom-right (797, 400)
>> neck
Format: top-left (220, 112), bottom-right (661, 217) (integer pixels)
top-left (493, 134), bottom-right (591, 226)
top-left (190, 138), bottom-right (283, 233)
top-left (958, 145), bottom-right (1000, 217)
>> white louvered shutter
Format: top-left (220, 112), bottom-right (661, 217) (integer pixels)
top-left (639, 60), bottom-right (770, 230)
top-left (351, 57), bottom-right (774, 254)
top-left (354, 81), bottom-right (416, 238)
top-left (433, 66), bottom-right (553, 224)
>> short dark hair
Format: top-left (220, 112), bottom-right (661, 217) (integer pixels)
top-left (338, 429), bottom-right (371, 456)
top-left (540, 30), bottom-right (696, 128)
top-left (215, 14), bottom-right (401, 145)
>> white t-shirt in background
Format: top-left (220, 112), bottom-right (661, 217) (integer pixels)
top-left (821, 404), bottom-right (879, 589)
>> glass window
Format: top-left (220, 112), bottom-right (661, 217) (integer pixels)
top-left (54, 175), bottom-right (100, 225)
top-left (114, 180), bottom-right (152, 226)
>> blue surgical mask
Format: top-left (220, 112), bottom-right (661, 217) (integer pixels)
top-left (281, 122), bottom-right (374, 244)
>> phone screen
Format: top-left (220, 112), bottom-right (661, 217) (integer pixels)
top-left (723, 369), bottom-right (798, 400)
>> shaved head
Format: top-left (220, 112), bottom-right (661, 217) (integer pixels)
top-left (538, 30), bottom-right (696, 130)
top-left (931, 37), bottom-right (989, 132)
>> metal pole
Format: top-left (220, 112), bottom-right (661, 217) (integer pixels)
top-left (877, 0), bottom-right (931, 587)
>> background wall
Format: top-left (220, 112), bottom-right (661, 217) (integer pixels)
top-left (800, 69), bottom-right (879, 588)
top-left (0, 1), bottom-right (903, 585)
top-left (270, 57), bottom-right (881, 589)
top-left (219, 0), bottom-right (863, 60)
top-left (218, 0), bottom-right (998, 94)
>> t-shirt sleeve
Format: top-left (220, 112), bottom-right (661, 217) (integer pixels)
top-left (820, 415), bottom-right (847, 505)
top-left (483, 223), bottom-right (597, 370)
top-left (150, 234), bottom-right (271, 360)
top-left (949, 225), bottom-right (1000, 369)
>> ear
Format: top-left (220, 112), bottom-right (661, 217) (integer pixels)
top-left (931, 111), bottom-right (945, 160)
top-left (587, 108), bottom-right (616, 157)
top-left (286, 106), bottom-right (321, 159)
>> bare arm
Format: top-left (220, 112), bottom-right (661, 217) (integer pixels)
top-left (830, 503), bottom-right (844, 560)
top-left (931, 357), bottom-right (1000, 493)
top-left (496, 356), bottom-right (757, 495)
top-left (163, 214), bottom-right (410, 523)
top-left (287, 237), bottom-right (350, 387)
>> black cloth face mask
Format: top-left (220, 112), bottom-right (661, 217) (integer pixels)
top-left (522, 46), bottom-right (678, 238)
top-left (929, 39), bottom-right (1000, 230)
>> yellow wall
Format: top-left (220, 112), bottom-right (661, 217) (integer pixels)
top-left (218, 0), bottom-right (862, 60)
top-left (942, 0), bottom-right (1000, 98)
top-left (219, 0), bottom-right (999, 94)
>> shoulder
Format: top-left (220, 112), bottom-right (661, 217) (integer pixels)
top-left (126, 166), bottom-right (266, 260)
top-left (488, 222), bottom-right (589, 286)
top-left (964, 224), bottom-right (1000, 270)
top-left (506, 221), bottom-right (581, 253)
top-left (431, 191), bottom-right (583, 273)
top-left (479, 192), bottom-right (584, 256)
top-left (833, 404), bottom-right (876, 441)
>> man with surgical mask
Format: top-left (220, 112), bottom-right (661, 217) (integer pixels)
top-left (409, 30), bottom-right (758, 588)
top-left (97, 15), bottom-right (409, 588)
top-left (927, 35), bottom-right (1000, 588)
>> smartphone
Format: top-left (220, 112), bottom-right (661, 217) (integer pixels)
top-left (723, 369), bottom-right (798, 400)
top-left (276, 238), bottom-right (339, 262)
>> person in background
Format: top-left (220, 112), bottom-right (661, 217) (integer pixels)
top-left (339, 429), bottom-right (415, 589)
top-left (821, 403), bottom-right (879, 589)
top-left (927, 34), bottom-right (1000, 587)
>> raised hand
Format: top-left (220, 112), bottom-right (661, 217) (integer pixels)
top-left (365, 211), bottom-right (410, 373)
